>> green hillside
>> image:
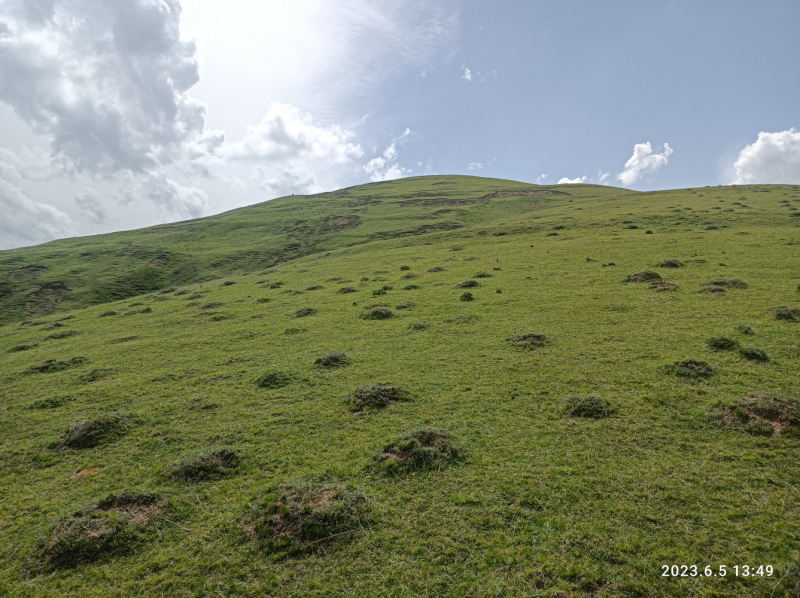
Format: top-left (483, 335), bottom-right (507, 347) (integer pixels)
top-left (1, 175), bottom-right (800, 597)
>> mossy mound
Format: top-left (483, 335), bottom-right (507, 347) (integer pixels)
top-left (60, 412), bottom-right (132, 449)
top-left (715, 395), bottom-right (800, 438)
top-left (38, 491), bottom-right (164, 569)
top-left (507, 333), bottom-right (546, 349)
top-left (314, 352), bottom-right (349, 368)
top-left (255, 371), bottom-right (293, 388)
top-left (562, 396), bottom-right (615, 419)
top-left (347, 383), bottom-right (410, 411)
top-left (624, 271), bottom-right (662, 283)
top-left (164, 448), bottom-right (239, 482)
top-left (371, 429), bottom-right (463, 474)
top-left (244, 478), bottom-right (367, 555)
top-left (667, 359), bottom-right (714, 379)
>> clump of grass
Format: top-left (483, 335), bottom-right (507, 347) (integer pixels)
top-left (372, 289), bottom-right (387, 296)
top-left (473, 272), bottom-right (492, 278)
top-left (562, 396), bottom-right (615, 419)
top-left (401, 273), bottom-right (418, 279)
top-left (210, 314), bottom-right (231, 321)
top-left (361, 307), bottom-right (394, 320)
top-left (460, 292), bottom-right (475, 302)
top-left (347, 383), bottom-right (411, 411)
top-left (409, 319), bottom-right (429, 330)
top-left (284, 328), bottom-right (305, 335)
top-left (37, 491), bottom-right (163, 569)
top-left (338, 287), bottom-right (357, 294)
top-left (404, 284), bottom-right (420, 290)
top-left (773, 307), bottom-right (800, 321)
top-left (128, 302), bottom-right (143, 307)
top-left (30, 357), bottom-right (86, 373)
top-left (60, 412), bottom-right (132, 449)
top-left (649, 282), bottom-right (679, 291)
top-left (99, 311), bottom-right (117, 317)
top-left (46, 330), bottom-right (79, 340)
top-left (293, 307), bottom-right (316, 318)
top-left (703, 278), bottom-right (748, 289)
top-left (507, 333), bottom-right (546, 349)
top-left (740, 347), bottom-right (769, 362)
top-left (173, 289), bottom-right (189, 296)
top-left (371, 429), bottom-right (463, 474)
top-left (160, 287), bottom-right (176, 294)
top-left (42, 322), bottom-right (64, 330)
top-left (708, 337), bottom-right (739, 351)
top-left (457, 280), bottom-right (480, 288)
top-left (623, 271), bottom-right (662, 282)
top-left (31, 396), bottom-right (72, 409)
top-left (124, 307), bottom-right (152, 316)
top-left (306, 285), bottom-right (324, 291)
top-left (427, 267), bottom-right (445, 272)
top-left (450, 246), bottom-right (464, 251)
top-left (9, 343), bottom-right (37, 352)
top-left (658, 259), bottom-right (684, 268)
top-left (201, 302), bottom-right (224, 309)
top-left (244, 478), bottom-right (367, 555)
top-left (699, 285), bottom-right (726, 294)
top-left (395, 302), bottom-right (415, 310)
top-left (269, 282), bottom-right (283, 289)
top-left (448, 315), bottom-right (478, 324)
top-left (80, 368), bottom-right (117, 383)
top-left (315, 352), bottom-right (349, 368)
top-left (256, 297), bottom-right (271, 303)
top-left (151, 296), bottom-right (169, 302)
top-left (399, 265), bottom-right (410, 271)
top-left (187, 293), bottom-right (204, 300)
top-left (667, 359), bottom-right (714, 379)
top-left (736, 325), bottom-right (755, 335)
top-left (164, 448), bottom-right (239, 482)
top-left (221, 281), bottom-right (236, 287)
top-left (255, 371), bottom-right (293, 389)
top-left (715, 395), bottom-right (800, 438)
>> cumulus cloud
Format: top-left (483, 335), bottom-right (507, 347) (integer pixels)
top-left (0, 178), bottom-right (74, 247)
top-left (74, 188), bottom-right (108, 224)
top-left (461, 65), bottom-right (472, 81)
top-left (468, 162), bottom-right (483, 171)
top-left (598, 170), bottom-right (610, 184)
top-left (120, 174), bottom-right (208, 219)
top-left (617, 142), bottom-right (673, 185)
top-left (557, 175), bottom-right (587, 184)
top-left (254, 165), bottom-right (322, 197)
top-left (536, 174), bottom-right (548, 184)
top-left (732, 129), bottom-right (800, 184)
top-left (362, 129), bottom-right (413, 182)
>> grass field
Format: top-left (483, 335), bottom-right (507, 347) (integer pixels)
top-left (1, 175), bottom-right (800, 597)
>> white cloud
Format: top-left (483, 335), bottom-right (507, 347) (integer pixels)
top-left (598, 170), bottom-right (610, 183)
top-left (461, 65), bottom-right (472, 81)
top-left (254, 165), bottom-right (322, 197)
top-left (617, 142), bottom-right (673, 185)
top-left (557, 175), bottom-right (587, 184)
top-left (468, 162), bottom-right (483, 171)
top-left (74, 189), bottom-right (107, 224)
top-left (121, 174), bottom-right (208, 219)
top-left (536, 174), bottom-right (548, 184)
top-left (0, 178), bottom-right (74, 248)
top-left (361, 129), bottom-right (413, 182)
top-left (732, 128), bottom-right (800, 184)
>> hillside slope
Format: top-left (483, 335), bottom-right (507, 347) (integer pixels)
top-left (1, 177), bottom-right (800, 597)
top-left (0, 176), bottom-right (617, 324)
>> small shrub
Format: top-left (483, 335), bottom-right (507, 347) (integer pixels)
top-left (255, 371), bottom-right (293, 388)
top-left (457, 280), bottom-right (480, 288)
top-left (60, 413), bottom-right (132, 449)
top-left (46, 330), bottom-right (79, 340)
top-left (160, 287), bottom-right (176, 294)
top-left (473, 272), bottom-right (492, 278)
top-left (668, 359), bottom-right (714, 379)
top-left (409, 320), bottom-right (430, 330)
top-left (649, 282), bottom-right (679, 291)
top-left (400, 265), bottom-right (410, 271)
top-left (658, 259), bottom-right (684, 268)
top-left (507, 334), bottom-right (546, 349)
top-left (338, 287), bottom-right (357, 294)
top-left (563, 396), bottom-right (615, 419)
top-left (347, 383), bottom-right (410, 411)
top-left (623, 271), bottom-right (662, 283)
top-left (9, 343), bottom-right (36, 352)
top-left (221, 281), bottom-right (236, 287)
top-left (740, 347), bottom-right (769, 362)
top-left (404, 285), bottom-right (420, 290)
top-left (371, 429), bottom-right (462, 474)
top-left (293, 307), bottom-right (316, 318)
top-left (99, 311), bottom-right (117, 317)
top-left (244, 478), bottom-right (367, 555)
top-left (164, 448), bottom-right (239, 482)
top-left (361, 307), bottom-right (394, 320)
top-left (460, 292), bottom-right (475, 302)
top-left (30, 357), bottom-right (86, 373)
top-left (427, 267), bottom-right (445, 272)
top-left (708, 337), bottom-right (739, 351)
top-left (315, 352), bottom-right (349, 368)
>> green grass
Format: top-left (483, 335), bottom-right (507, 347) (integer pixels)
top-left (1, 176), bottom-right (800, 596)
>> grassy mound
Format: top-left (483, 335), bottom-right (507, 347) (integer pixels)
top-left (702, 278), bottom-right (748, 290)
top-left (507, 333), bottom-right (546, 349)
top-left (774, 306), bottom-right (800, 321)
top-left (314, 352), bottom-right (349, 368)
top-left (60, 412), bottom-right (132, 449)
top-left (459, 292), bottom-right (475, 302)
top-left (29, 357), bottom-right (86, 373)
top-left (255, 371), bottom-right (293, 388)
top-left (292, 307), bottom-right (316, 318)
top-left (164, 448), bottom-right (239, 482)
top-left (649, 282), bottom-right (679, 291)
top-left (708, 337), bottom-right (739, 351)
top-left (739, 347), bottom-right (769, 362)
top-left (667, 359), bottom-right (714, 379)
top-left (456, 280), bottom-right (480, 288)
top-left (716, 395), bottom-right (800, 438)
top-left (623, 271), bottom-right (662, 282)
top-left (244, 479), bottom-right (367, 555)
top-left (371, 429), bottom-right (462, 474)
top-left (347, 383), bottom-right (410, 411)
top-left (657, 259), bottom-right (684, 268)
top-left (360, 307), bottom-right (394, 320)
top-left (562, 395), bottom-right (615, 419)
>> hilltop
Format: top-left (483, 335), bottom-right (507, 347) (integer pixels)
top-left (1, 176), bottom-right (800, 597)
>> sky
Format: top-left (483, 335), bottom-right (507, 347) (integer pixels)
top-left (1, 0), bottom-right (799, 250)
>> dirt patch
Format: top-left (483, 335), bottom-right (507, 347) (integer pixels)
top-left (371, 429), bottom-right (462, 474)
top-left (23, 282), bottom-right (72, 315)
top-left (667, 359), bottom-right (713, 379)
top-left (315, 352), bottom-right (349, 368)
top-left (562, 396), bottom-right (615, 419)
top-left (507, 333), bottom-right (546, 349)
top-left (37, 491), bottom-right (165, 569)
top-left (623, 271), bottom-right (662, 283)
top-left (715, 395), bottom-right (800, 437)
top-left (164, 448), bottom-right (239, 482)
top-left (649, 282), bottom-right (679, 291)
top-left (60, 412), bottom-right (132, 449)
top-left (148, 255), bottom-right (169, 266)
top-left (7, 265), bottom-right (48, 282)
top-left (255, 371), bottom-right (293, 389)
top-left (30, 357), bottom-right (86, 373)
top-left (347, 383), bottom-right (410, 411)
top-left (244, 478), bottom-right (367, 555)
top-left (361, 307), bottom-right (394, 320)
top-left (71, 467), bottom-right (99, 477)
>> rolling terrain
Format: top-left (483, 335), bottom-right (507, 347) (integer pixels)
top-left (1, 175), bottom-right (800, 597)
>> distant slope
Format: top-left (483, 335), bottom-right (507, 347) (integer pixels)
top-left (0, 176), bottom-right (630, 324)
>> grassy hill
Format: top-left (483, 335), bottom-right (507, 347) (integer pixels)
top-left (1, 175), bottom-right (800, 597)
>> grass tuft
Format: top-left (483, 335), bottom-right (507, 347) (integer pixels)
top-left (667, 359), bottom-right (714, 379)
top-left (371, 429), bottom-right (463, 474)
top-left (361, 307), bottom-right (394, 320)
top-left (507, 333), bottom-right (546, 349)
top-left (562, 396), bottom-right (615, 419)
top-left (739, 347), bottom-right (769, 362)
top-left (292, 307), bottom-right (317, 318)
top-left (164, 448), bottom-right (239, 482)
top-left (708, 337), bottom-right (739, 351)
top-left (255, 371), bottom-right (293, 389)
top-left (459, 292), bottom-right (475, 302)
top-left (623, 271), bottom-right (662, 282)
top-left (347, 383), bottom-right (410, 411)
top-left (30, 357), bottom-right (86, 373)
top-left (314, 352), bottom-right (349, 368)
top-left (60, 412), bottom-right (132, 449)
top-left (657, 259), bottom-right (684, 268)
top-left (456, 280), bottom-right (480, 288)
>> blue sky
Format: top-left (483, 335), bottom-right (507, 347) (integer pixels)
top-left (1, 0), bottom-right (799, 249)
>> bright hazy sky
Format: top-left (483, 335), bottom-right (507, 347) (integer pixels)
top-left (1, 0), bottom-right (799, 249)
